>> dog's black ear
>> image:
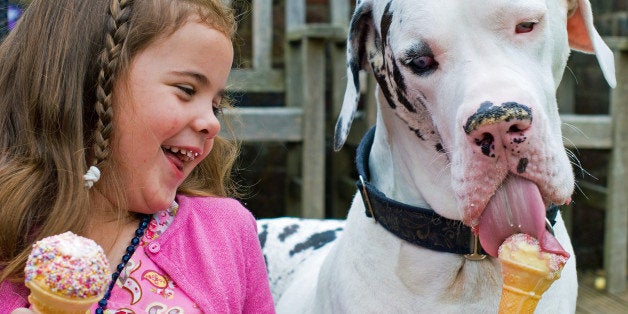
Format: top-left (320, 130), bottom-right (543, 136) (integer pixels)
top-left (333, 0), bottom-right (377, 151)
top-left (567, 0), bottom-right (616, 88)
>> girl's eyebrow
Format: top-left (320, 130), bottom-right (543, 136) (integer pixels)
top-left (171, 71), bottom-right (226, 97)
top-left (171, 70), bottom-right (209, 86)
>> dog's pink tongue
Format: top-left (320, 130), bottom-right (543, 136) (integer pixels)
top-left (478, 176), bottom-right (569, 258)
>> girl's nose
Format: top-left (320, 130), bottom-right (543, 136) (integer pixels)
top-left (191, 108), bottom-right (221, 138)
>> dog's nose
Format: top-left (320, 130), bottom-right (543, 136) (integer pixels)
top-left (463, 101), bottom-right (532, 158)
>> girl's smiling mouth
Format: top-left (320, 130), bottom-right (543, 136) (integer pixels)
top-left (162, 145), bottom-right (200, 170)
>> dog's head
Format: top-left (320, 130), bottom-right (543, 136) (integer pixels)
top-left (335, 0), bottom-right (615, 257)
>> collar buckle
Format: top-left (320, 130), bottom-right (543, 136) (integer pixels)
top-left (464, 232), bottom-right (487, 261)
top-left (359, 175), bottom-right (377, 223)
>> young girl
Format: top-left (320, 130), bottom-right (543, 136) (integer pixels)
top-left (0, 0), bottom-right (275, 312)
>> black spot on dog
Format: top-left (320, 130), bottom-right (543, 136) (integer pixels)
top-left (374, 71), bottom-right (397, 109)
top-left (380, 2), bottom-right (393, 44)
top-left (392, 61), bottom-right (416, 113)
top-left (513, 136), bottom-right (526, 144)
top-left (409, 126), bottom-right (425, 140)
top-left (278, 224), bottom-right (300, 242)
top-left (289, 229), bottom-right (342, 256)
top-left (334, 117), bottom-right (348, 150)
top-left (367, 14), bottom-right (397, 109)
top-left (375, 4), bottom-right (418, 115)
top-left (349, 5), bottom-right (368, 42)
top-left (258, 224), bottom-right (268, 249)
top-left (435, 143), bottom-right (446, 153)
top-left (349, 60), bottom-right (361, 92)
top-left (475, 133), bottom-right (495, 157)
top-left (347, 2), bottom-right (374, 94)
top-left (263, 254), bottom-right (269, 272)
top-left (517, 158), bottom-right (529, 173)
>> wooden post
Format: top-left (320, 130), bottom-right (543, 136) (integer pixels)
top-left (556, 62), bottom-right (577, 235)
top-left (330, 0), bottom-right (350, 118)
top-left (252, 0), bottom-right (272, 70)
top-left (604, 36), bottom-right (628, 295)
top-left (329, 0), bottom-right (351, 218)
top-left (286, 24), bottom-right (348, 218)
top-left (284, 1), bottom-right (306, 217)
top-left (330, 0), bottom-right (350, 26)
top-left (300, 35), bottom-right (326, 218)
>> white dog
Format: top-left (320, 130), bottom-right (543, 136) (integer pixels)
top-left (258, 0), bottom-right (616, 312)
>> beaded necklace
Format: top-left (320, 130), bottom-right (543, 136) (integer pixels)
top-left (95, 214), bottom-right (151, 314)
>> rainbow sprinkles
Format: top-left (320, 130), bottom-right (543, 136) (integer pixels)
top-left (25, 231), bottom-right (111, 299)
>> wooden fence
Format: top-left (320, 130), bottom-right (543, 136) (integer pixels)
top-left (220, 0), bottom-right (627, 294)
top-left (598, 37), bottom-right (627, 295)
top-left (221, 0), bottom-right (349, 219)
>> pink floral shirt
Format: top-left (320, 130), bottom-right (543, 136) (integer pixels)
top-left (92, 202), bottom-right (202, 314)
top-left (94, 202), bottom-right (202, 313)
top-left (0, 195), bottom-right (275, 313)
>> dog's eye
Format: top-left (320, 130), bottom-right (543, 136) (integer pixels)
top-left (406, 55), bottom-right (438, 75)
top-left (515, 22), bottom-right (536, 34)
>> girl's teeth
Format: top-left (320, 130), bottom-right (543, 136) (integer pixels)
top-left (162, 145), bottom-right (198, 161)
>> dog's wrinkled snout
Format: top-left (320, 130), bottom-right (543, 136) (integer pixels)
top-left (463, 101), bottom-right (532, 158)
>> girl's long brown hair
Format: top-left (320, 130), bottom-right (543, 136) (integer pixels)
top-left (0, 0), bottom-right (238, 283)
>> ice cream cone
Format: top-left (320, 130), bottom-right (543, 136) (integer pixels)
top-left (24, 232), bottom-right (110, 314)
top-left (496, 233), bottom-right (567, 314)
top-left (498, 257), bottom-right (561, 314)
top-left (26, 280), bottom-right (101, 314)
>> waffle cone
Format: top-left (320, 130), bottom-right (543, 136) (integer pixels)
top-left (498, 258), bottom-right (560, 314)
top-left (26, 280), bottom-right (102, 314)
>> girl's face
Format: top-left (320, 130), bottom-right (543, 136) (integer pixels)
top-left (106, 18), bottom-right (233, 213)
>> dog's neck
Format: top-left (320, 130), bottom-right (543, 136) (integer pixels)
top-left (370, 93), bottom-right (461, 221)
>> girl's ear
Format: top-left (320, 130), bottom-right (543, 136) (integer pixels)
top-left (567, 0), bottom-right (616, 88)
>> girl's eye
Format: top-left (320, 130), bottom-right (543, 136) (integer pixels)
top-left (515, 22), bottom-right (536, 34)
top-left (177, 84), bottom-right (196, 96)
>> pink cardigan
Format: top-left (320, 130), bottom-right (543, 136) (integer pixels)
top-left (0, 195), bottom-right (275, 313)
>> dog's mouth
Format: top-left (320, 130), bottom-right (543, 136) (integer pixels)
top-left (476, 175), bottom-right (570, 259)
